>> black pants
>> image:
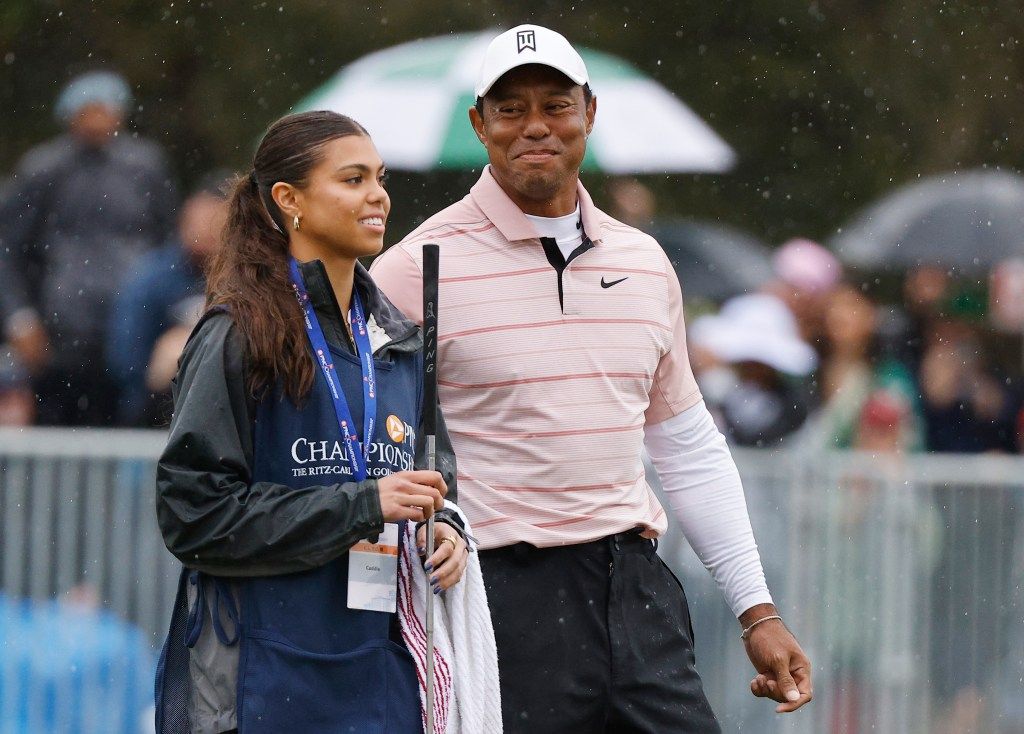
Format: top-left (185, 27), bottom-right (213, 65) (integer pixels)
top-left (479, 530), bottom-right (721, 734)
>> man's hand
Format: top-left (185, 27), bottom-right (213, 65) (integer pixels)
top-left (739, 603), bottom-right (812, 713)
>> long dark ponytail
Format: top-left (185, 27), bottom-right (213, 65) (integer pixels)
top-left (205, 110), bottom-right (368, 403)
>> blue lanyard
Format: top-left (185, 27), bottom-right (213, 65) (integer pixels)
top-left (288, 258), bottom-right (377, 481)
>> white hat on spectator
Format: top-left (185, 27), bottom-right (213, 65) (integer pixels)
top-left (689, 293), bottom-right (817, 375)
top-left (475, 25), bottom-right (589, 99)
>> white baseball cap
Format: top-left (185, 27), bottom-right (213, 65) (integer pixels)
top-left (475, 24), bottom-right (590, 99)
top-left (689, 293), bottom-right (818, 376)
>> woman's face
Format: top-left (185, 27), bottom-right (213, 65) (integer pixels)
top-left (294, 134), bottom-right (390, 259)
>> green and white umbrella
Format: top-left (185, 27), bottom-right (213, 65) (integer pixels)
top-left (294, 31), bottom-right (735, 174)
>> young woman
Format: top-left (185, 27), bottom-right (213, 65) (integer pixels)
top-left (154, 111), bottom-right (469, 734)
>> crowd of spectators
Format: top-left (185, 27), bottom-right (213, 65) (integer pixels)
top-left (0, 70), bottom-right (226, 428)
top-left (603, 176), bottom-right (1024, 457)
top-left (4, 71), bottom-right (1024, 459)
top-left (684, 233), bottom-right (1024, 457)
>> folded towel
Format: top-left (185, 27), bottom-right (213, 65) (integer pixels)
top-left (398, 502), bottom-right (502, 733)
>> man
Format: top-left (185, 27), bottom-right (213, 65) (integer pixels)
top-left (106, 173), bottom-right (229, 425)
top-left (0, 70), bottom-right (177, 425)
top-left (372, 25), bottom-right (811, 733)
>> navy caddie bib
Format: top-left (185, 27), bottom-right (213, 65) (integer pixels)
top-left (234, 330), bottom-right (424, 733)
top-left (153, 292), bottom-right (427, 734)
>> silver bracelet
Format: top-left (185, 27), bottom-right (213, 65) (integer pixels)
top-left (740, 614), bottom-right (783, 640)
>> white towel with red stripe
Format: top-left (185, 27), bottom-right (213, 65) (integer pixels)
top-left (398, 502), bottom-right (502, 733)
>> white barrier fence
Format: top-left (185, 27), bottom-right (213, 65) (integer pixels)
top-left (1, 428), bottom-right (1022, 733)
top-left (0, 429), bottom-right (173, 734)
top-left (655, 449), bottom-right (1024, 734)
top-left (0, 429), bottom-right (177, 644)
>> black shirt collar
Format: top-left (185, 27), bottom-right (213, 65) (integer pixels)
top-left (297, 259), bottom-right (420, 354)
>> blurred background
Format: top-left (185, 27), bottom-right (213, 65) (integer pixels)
top-left (1, 1), bottom-right (1023, 732)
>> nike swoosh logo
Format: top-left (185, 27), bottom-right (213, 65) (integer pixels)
top-left (601, 277), bottom-right (629, 288)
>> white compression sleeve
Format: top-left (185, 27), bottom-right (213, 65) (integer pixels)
top-left (644, 400), bottom-right (774, 618)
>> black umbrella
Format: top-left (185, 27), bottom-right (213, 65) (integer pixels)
top-left (651, 219), bottom-right (774, 302)
top-left (829, 169), bottom-right (1024, 270)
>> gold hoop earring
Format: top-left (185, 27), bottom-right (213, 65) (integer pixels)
top-left (293, 214), bottom-right (301, 231)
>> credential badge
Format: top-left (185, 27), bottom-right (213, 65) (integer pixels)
top-left (516, 30), bottom-right (537, 53)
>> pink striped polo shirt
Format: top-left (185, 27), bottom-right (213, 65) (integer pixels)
top-left (371, 168), bottom-right (701, 550)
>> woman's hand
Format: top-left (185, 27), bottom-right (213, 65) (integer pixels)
top-left (377, 471), bottom-right (446, 523)
top-left (417, 521), bottom-right (468, 593)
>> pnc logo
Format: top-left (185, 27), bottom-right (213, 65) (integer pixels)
top-left (386, 414), bottom-right (406, 443)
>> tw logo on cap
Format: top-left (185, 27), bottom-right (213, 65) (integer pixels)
top-left (516, 29), bottom-right (536, 53)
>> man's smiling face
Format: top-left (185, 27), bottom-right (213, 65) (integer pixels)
top-left (470, 64), bottom-right (596, 215)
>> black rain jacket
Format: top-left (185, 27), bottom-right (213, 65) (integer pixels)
top-left (155, 260), bottom-right (460, 577)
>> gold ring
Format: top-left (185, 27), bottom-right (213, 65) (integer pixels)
top-left (438, 536), bottom-right (458, 552)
